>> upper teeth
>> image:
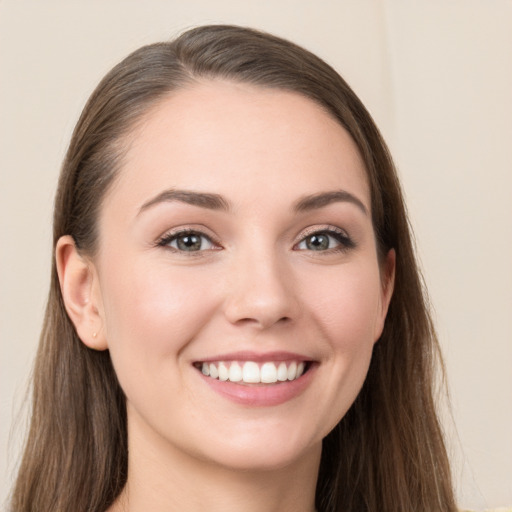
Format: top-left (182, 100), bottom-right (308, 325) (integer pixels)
top-left (201, 361), bottom-right (306, 384)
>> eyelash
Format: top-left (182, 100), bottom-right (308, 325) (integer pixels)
top-left (156, 225), bottom-right (355, 254)
top-left (156, 228), bottom-right (221, 253)
top-left (294, 225), bottom-right (356, 253)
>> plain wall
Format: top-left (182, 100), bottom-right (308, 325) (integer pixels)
top-left (1, 1), bottom-right (511, 509)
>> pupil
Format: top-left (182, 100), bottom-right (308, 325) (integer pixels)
top-left (178, 234), bottom-right (201, 251)
top-left (307, 234), bottom-right (329, 250)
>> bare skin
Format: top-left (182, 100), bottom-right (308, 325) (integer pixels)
top-left (57, 80), bottom-right (394, 512)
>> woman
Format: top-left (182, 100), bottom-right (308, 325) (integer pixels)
top-left (9, 25), bottom-right (457, 512)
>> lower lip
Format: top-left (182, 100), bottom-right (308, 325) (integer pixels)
top-left (198, 365), bottom-right (316, 407)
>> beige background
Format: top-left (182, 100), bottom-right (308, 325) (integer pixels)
top-left (1, 1), bottom-right (511, 509)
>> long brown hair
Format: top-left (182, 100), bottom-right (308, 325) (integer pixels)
top-left (10, 25), bottom-right (457, 512)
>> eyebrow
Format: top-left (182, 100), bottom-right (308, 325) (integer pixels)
top-left (293, 190), bottom-right (368, 215)
top-left (137, 188), bottom-right (368, 216)
top-left (138, 189), bottom-right (231, 215)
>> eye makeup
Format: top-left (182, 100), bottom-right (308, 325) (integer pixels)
top-left (156, 227), bottom-right (222, 254)
top-left (294, 224), bottom-right (356, 254)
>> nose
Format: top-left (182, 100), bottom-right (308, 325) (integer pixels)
top-left (223, 249), bottom-right (300, 330)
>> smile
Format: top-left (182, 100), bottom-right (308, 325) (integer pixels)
top-left (194, 352), bottom-right (316, 406)
top-left (197, 360), bottom-right (307, 384)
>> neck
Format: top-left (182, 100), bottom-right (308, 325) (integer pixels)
top-left (109, 414), bottom-right (321, 512)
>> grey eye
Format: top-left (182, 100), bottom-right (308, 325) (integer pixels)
top-left (296, 229), bottom-right (355, 252)
top-left (298, 233), bottom-right (336, 251)
top-left (168, 232), bottom-right (214, 252)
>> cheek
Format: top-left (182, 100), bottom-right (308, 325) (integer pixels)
top-left (304, 261), bottom-right (383, 349)
top-left (98, 258), bottom-right (225, 425)
top-left (300, 260), bottom-right (383, 424)
top-left (99, 257), bottom-right (220, 362)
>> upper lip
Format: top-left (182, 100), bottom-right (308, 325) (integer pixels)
top-left (194, 351), bottom-right (313, 364)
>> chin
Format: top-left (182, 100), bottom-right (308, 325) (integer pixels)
top-left (194, 426), bottom-right (323, 473)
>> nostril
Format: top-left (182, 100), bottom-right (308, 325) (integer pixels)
top-left (234, 315), bottom-right (292, 328)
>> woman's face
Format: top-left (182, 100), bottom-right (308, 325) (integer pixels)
top-left (92, 81), bottom-right (394, 471)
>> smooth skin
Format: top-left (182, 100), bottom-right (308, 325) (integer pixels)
top-left (57, 81), bottom-right (395, 512)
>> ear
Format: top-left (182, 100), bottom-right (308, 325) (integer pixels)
top-left (374, 248), bottom-right (396, 341)
top-left (55, 235), bottom-right (107, 350)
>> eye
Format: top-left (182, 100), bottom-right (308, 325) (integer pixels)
top-left (158, 230), bottom-right (216, 252)
top-left (295, 228), bottom-right (355, 252)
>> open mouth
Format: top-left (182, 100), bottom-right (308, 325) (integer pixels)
top-left (193, 360), bottom-right (312, 384)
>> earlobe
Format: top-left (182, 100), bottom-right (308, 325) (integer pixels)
top-left (55, 235), bottom-right (107, 350)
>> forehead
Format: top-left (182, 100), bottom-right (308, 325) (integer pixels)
top-left (107, 80), bottom-right (370, 215)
